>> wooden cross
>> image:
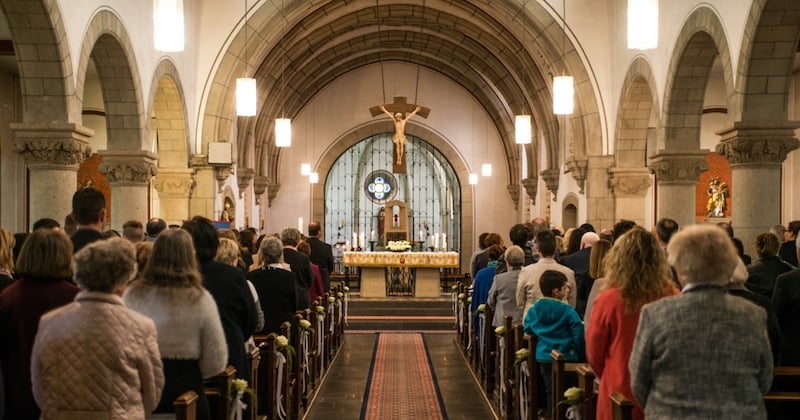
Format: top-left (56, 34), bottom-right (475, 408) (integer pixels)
top-left (369, 96), bottom-right (430, 173)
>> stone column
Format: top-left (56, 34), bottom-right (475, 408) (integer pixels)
top-left (189, 155), bottom-right (231, 219)
top-left (649, 149), bottom-right (709, 229)
top-left (12, 123), bottom-right (93, 229)
top-left (609, 167), bottom-right (652, 227)
top-left (586, 155), bottom-right (614, 230)
top-left (153, 168), bottom-right (195, 226)
top-left (716, 122), bottom-right (800, 254)
top-left (98, 150), bottom-right (157, 231)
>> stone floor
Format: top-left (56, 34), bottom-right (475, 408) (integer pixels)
top-left (304, 332), bottom-right (496, 420)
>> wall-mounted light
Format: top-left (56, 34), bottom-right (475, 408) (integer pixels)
top-left (300, 163), bottom-right (311, 176)
top-left (481, 163), bottom-right (492, 177)
top-left (309, 172), bottom-right (319, 184)
top-left (469, 173), bottom-right (478, 185)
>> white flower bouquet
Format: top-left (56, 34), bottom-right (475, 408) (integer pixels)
top-left (387, 240), bottom-right (412, 251)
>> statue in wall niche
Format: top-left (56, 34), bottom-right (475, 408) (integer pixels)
top-left (706, 177), bottom-right (729, 218)
top-left (221, 198), bottom-right (235, 222)
top-left (380, 104), bottom-right (421, 165)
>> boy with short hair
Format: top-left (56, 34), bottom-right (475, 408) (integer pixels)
top-left (523, 269), bottom-right (585, 412)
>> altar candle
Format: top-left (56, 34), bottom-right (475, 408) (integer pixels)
top-left (298, 217), bottom-right (304, 233)
top-left (352, 232), bottom-right (357, 248)
top-left (345, 241), bottom-right (350, 251)
top-left (442, 233), bottom-right (447, 251)
top-left (370, 230), bottom-right (375, 241)
top-left (359, 233), bottom-right (365, 249)
top-left (419, 230), bottom-right (424, 241)
top-left (433, 233), bottom-right (439, 249)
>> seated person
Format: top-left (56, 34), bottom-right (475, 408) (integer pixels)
top-left (523, 270), bottom-right (585, 411)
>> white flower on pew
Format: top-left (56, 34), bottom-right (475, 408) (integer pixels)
top-left (514, 348), bottom-right (530, 362)
top-left (316, 305), bottom-right (325, 313)
top-left (275, 335), bottom-right (296, 370)
top-left (228, 378), bottom-right (253, 420)
top-left (467, 296), bottom-right (472, 303)
top-left (475, 303), bottom-right (486, 313)
top-left (337, 292), bottom-right (344, 299)
top-left (276, 335), bottom-right (289, 347)
top-left (451, 284), bottom-right (458, 291)
top-left (457, 293), bottom-right (466, 300)
top-left (343, 286), bottom-right (350, 292)
top-left (495, 326), bottom-right (506, 336)
top-left (327, 296), bottom-right (336, 303)
top-left (299, 319), bottom-right (313, 331)
top-left (560, 387), bottom-right (585, 420)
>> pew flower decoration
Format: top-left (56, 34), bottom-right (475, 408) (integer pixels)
top-left (475, 304), bottom-right (486, 315)
top-left (316, 305), bottom-right (325, 313)
top-left (560, 387), bottom-right (585, 420)
top-left (495, 326), bottom-right (506, 336)
top-left (328, 296), bottom-right (336, 304)
top-left (275, 334), bottom-right (296, 370)
top-left (337, 292), bottom-right (344, 299)
top-left (467, 296), bottom-right (472, 303)
top-left (298, 319), bottom-right (314, 333)
top-left (228, 378), bottom-right (253, 420)
top-left (451, 284), bottom-right (458, 291)
top-left (343, 286), bottom-right (350, 292)
top-left (514, 348), bottom-right (530, 363)
top-left (457, 293), bottom-right (466, 301)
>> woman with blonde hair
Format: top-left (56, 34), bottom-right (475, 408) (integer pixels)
top-left (216, 237), bottom-right (264, 336)
top-left (585, 227), bottom-right (677, 420)
top-left (124, 228), bottom-right (227, 420)
top-left (578, 238), bottom-right (612, 319)
top-left (0, 227), bottom-right (15, 292)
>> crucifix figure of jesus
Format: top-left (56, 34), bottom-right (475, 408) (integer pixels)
top-left (369, 96), bottom-right (430, 172)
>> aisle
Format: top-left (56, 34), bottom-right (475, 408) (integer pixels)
top-left (303, 333), bottom-right (496, 420)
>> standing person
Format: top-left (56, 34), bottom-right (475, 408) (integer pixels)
top-left (124, 229), bottom-right (227, 420)
top-left (585, 227), bottom-right (677, 420)
top-left (146, 217), bottom-right (167, 242)
top-left (578, 238), bottom-right (612, 321)
top-left (471, 244), bottom-right (504, 325)
top-left (306, 221), bottom-right (334, 293)
top-left (516, 230), bottom-right (576, 316)
top-left (122, 220), bottom-right (145, 243)
top-left (297, 241), bottom-right (326, 302)
top-left (0, 229), bottom-right (79, 420)
top-left (629, 225), bottom-right (772, 419)
top-left (182, 217), bottom-right (257, 382)
top-left (779, 221), bottom-right (799, 267)
top-left (31, 238), bottom-right (164, 419)
top-left (470, 232), bottom-right (490, 281)
top-left (70, 187), bottom-right (107, 253)
top-left (0, 228), bottom-right (14, 293)
top-left (746, 232), bottom-right (795, 300)
top-left (494, 224), bottom-right (535, 275)
top-left (773, 235), bottom-right (800, 366)
top-left (281, 228), bottom-right (313, 310)
top-left (248, 237), bottom-right (298, 334)
top-left (487, 246), bottom-right (525, 326)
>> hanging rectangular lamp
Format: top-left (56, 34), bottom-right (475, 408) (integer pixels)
top-left (236, 77), bottom-right (257, 116)
top-left (481, 163), bottom-right (492, 177)
top-left (300, 163), bottom-right (311, 176)
top-left (468, 173), bottom-right (479, 185)
top-left (628, 0), bottom-right (658, 50)
top-left (153, 0), bottom-right (184, 52)
top-left (515, 115), bottom-right (532, 144)
top-left (275, 118), bottom-right (292, 147)
top-left (309, 172), bottom-right (319, 184)
top-left (553, 76), bottom-right (574, 115)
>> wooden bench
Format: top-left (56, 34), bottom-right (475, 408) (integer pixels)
top-left (576, 364), bottom-right (596, 420)
top-left (610, 391), bottom-right (634, 420)
top-left (482, 304), bottom-right (495, 392)
top-left (766, 366), bottom-right (800, 419)
top-left (147, 390), bottom-right (199, 420)
top-left (204, 365), bottom-right (236, 420)
top-left (550, 349), bottom-right (581, 420)
top-left (495, 316), bottom-right (515, 418)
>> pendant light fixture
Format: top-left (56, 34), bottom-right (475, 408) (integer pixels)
top-left (628, 0), bottom-right (658, 50)
top-left (553, 0), bottom-right (574, 115)
top-left (275, 0), bottom-right (292, 147)
top-left (154, 0), bottom-right (184, 52)
top-left (236, 0), bottom-right (256, 116)
top-left (515, 0), bottom-right (532, 145)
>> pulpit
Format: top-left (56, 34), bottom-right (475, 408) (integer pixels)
top-left (383, 200), bottom-right (408, 243)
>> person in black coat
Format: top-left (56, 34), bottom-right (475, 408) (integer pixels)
top-left (306, 221), bottom-right (334, 293)
top-left (747, 232), bottom-right (795, 300)
top-left (779, 221), bottom-right (799, 267)
top-left (280, 228), bottom-right (313, 310)
top-left (70, 187), bottom-right (107, 253)
top-left (774, 238), bottom-right (800, 366)
top-left (248, 236), bottom-right (297, 334)
top-left (182, 217), bottom-right (257, 382)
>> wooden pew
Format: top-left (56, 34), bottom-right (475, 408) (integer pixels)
top-left (550, 349), bottom-right (580, 420)
top-left (204, 365), bottom-right (236, 420)
top-left (766, 366), bottom-right (800, 419)
top-left (147, 390), bottom-right (199, 420)
top-left (610, 392), bottom-right (634, 420)
top-left (245, 346), bottom-right (263, 420)
top-left (576, 364), bottom-right (596, 420)
top-left (256, 335), bottom-right (277, 418)
top-left (495, 316), bottom-right (515, 418)
top-left (483, 305), bottom-right (496, 393)
top-left (511, 325), bottom-right (539, 420)
top-left (279, 321), bottom-right (300, 420)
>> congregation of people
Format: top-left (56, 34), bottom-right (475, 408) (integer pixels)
top-left (473, 217), bottom-right (800, 419)
top-left (0, 187), bottom-right (335, 420)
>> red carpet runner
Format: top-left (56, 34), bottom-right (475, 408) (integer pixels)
top-left (360, 333), bottom-right (447, 420)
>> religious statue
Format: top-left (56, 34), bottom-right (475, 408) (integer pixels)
top-left (221, 198), bottom-right (234, 222)
top-left (380, 104), bottom-right (421, 165)
top-left (706, 177), bottom-right (729, 217)
top-left (377, 207), bottom-right (386, 238)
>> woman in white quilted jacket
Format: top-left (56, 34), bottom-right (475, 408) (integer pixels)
top-left (31, 237), bottom-right (165, 419)
top-left (124, 228), bottom-right (227, 420)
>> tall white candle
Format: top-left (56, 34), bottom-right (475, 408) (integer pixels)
top-left (442, 239), bottom-right (447, 251)
top-left (370, 230), bottom-right (375, 241)
top-left (345, 241), bottom-right (350, 251)
top-left (352, 232), bottom-right (357, 248)
top-left (298, 217), bottom-right (304, 233)
top-left (419, 230), bottom-right (424, 241)
top-left (358, 233), bottom-right (365, 249)
top-left (433, 233), bottom-right (439, 249)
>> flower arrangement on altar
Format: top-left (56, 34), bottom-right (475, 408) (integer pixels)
top-left (386, 240), bottom-right (412, 251)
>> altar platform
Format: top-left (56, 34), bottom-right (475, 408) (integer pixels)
top-left (342, 251), bottom-right (459, 298)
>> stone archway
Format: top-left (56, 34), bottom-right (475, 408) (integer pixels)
top-left (650, 6), bottom-right (734, 229)
top-left (312, 120), bottom-right (474, 273)
top-left (149, 59), bottom-right (194, 226)
top-left (76, 9), bottom-right (155, 231)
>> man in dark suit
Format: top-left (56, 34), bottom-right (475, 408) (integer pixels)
top-left (281, 227), bottom-right (313, 309)
top-left (306, 221), bottom-right (335, 293)
top-left (182, 216), bottom-right (257, 381)
top-left (773, 236), bottom-right (800, 365)
top-left (70, 187), bottom-right (106, 253)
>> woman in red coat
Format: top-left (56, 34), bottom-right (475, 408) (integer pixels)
top-left (585, 227), bottom-right (677, 420)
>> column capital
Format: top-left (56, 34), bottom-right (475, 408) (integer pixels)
top-left (267, 180), bottom-right (281, 208)
top-left (12, 123), bottom-right (94, 168)
top-left (237, 167), bottom-right (255, 198)
top-left (564, 157), bottom-right (588, 194)
top-left (540, 168), bottom-right (560, 201)
top-left (521, 177), bottom-right (538, 205)
top-left (506, 184), bottom-right (520, 210)
top-left (253, 176), bottom-right (269, 205)
top-left (97, 150), bottom-right (157, 185)
top-left (153, 168), bottom-right (196, 196)
top-left (608, 167), bottom-right (652, 197)
top-left (649, 149), bottom-right (709, 185)
top-left (716, 122), bottom-right (800, 166)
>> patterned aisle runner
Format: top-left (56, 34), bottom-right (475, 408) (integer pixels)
top-left (360, 333), bottom-right (447, 420)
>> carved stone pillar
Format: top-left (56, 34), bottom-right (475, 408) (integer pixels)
top-left (13, 123), bottom-right (93, 229)
top-left (716, 122), bottom-right (800, 254)
top-left (153, 168), bottom-right (195, 226)
top-left (609, 167), bottom-right (652, 227)
top-left (98, 150), bottom-right (157, 231)
top-left (540, 169), bottom-right (560, 201)
top-left (189, 155), bottom-right (222, 219)
top-left (586, 155), bottom-right (614, 230)
top-left (649, 149), bottom-right (709, 229)
top-left (521, 177), bottom-right (538, 205)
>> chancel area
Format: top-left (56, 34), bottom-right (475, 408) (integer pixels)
top-left (1, 0), bottom-right (800, 419)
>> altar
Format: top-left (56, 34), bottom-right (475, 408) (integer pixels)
top-left (343, 251), bottom-right (460, 297)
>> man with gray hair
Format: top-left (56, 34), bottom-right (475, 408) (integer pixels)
top-left (487, 246), bottom-right (525, 327)
top-left (281, 228), bottom-right (313, 309)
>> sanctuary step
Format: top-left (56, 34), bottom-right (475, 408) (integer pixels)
top-left (346, 294), bottom-right (456, 331)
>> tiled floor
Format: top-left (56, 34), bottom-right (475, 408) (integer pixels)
top-left (304, 332), bottom-right (496, 420)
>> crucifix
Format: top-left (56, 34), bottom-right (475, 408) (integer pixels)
top-left (369, 96), bottom-right (430, 173)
